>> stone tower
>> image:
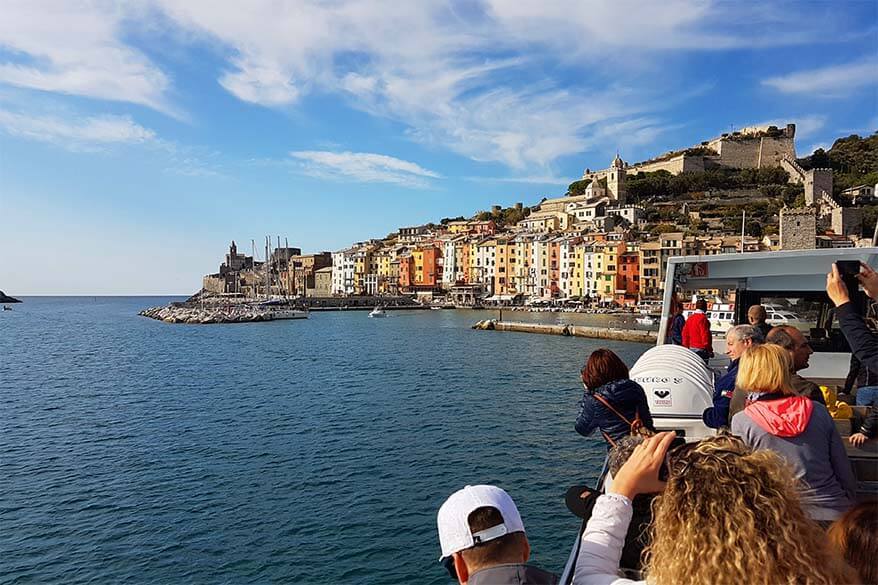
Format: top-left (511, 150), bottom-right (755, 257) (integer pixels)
top-left (779, 208), bottom-right (816, 250)
top-left (805, 168), bottom-right (833, 206)
top-left (607, 154), bottom-right (627, 204)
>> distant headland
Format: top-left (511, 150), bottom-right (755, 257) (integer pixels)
top-left (0, 290), bottom-right (22, 303)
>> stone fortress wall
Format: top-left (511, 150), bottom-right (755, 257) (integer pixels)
top-left (620, 123), bottom-right (797, 177)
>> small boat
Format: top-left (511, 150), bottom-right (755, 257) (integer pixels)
top-left (369, 306), bottom-right (387, 318)
top-left (635, 315), bottom-right (656, 326)
top-left (430, 306), bottom-right (442, 311)
top-left (2, 305), bottom-right (11, 311)
top-left (268, 308), bottom-right (309, 320)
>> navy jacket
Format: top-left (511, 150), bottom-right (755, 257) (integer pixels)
top-left (838, 302), bottom-right (878, 369)
top-left (668, 314), bottom-right (685, 345)
top-left (702, 359), bottom-right (738, 429)
top-left (575, 379), bottom-right (655, 446)
top-left (836, 302), bottom-right (878, 438)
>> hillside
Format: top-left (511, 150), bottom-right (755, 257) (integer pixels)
top-left (798, 132), bottom-right (878, 194)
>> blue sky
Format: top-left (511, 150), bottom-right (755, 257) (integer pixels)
top-left (1, 0), bottom-right (876, 294)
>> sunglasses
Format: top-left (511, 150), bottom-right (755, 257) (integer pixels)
top-left (442, 556), bottom-right (458, 580)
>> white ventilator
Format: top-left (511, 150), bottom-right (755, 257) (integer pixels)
top-left (630, 345), bottom-right (716, 439)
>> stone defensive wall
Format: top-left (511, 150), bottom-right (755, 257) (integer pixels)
top-left (625, 123), bottom-right (796, 176)
top-left (627, 153), bottom-right (705, 175)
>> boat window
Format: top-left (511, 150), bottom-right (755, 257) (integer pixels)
top-left (749, 294), bottom-right (858, 353)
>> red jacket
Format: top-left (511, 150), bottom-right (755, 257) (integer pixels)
top-left (682, 310), bottom-right (711, 351)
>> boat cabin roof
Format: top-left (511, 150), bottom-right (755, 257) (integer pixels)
top-left (665, 247), bottom-right (878, 293)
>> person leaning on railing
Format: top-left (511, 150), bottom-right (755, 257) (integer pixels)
top-left (827, 262), bottom-right (878, 447)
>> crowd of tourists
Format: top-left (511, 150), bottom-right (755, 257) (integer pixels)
top-left (434, 261), bottom-right (878, 585)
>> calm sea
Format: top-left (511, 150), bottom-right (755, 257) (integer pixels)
top-left (0, 298), bottom-right (650, 584)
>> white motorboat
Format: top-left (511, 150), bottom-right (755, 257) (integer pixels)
top-left (635, 315), bottom-right (656, 326)
top-left (369, 306), bottom-right (387, 318)
top-left (267, 308), bottom-right (309, 320)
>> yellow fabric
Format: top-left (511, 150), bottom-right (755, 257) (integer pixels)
top-left (820, 385), bottom-right (853, 419)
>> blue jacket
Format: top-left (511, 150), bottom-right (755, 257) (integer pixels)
top-left (575, 379), bottom-right (655, 446)
top-left (702, 359), bottom-right (738, 429)
top-left (668, 313), bottom-right (685, 345)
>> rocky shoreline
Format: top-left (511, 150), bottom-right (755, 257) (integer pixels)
top-left (0, 290), bottom-right (22, 303)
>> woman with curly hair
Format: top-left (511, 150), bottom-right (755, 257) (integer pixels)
top-left (573, 433), bottom-right (858, 585)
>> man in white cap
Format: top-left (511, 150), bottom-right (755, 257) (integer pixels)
top-left (437, 484), bottom-right (558, 585)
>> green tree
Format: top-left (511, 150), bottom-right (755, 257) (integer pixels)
top-left (568, 179), bottom-right (591, 196)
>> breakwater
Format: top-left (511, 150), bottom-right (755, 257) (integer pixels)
top-left (473, 319), bottom-right (657, 343)
top-left (139, 304), bottom-right (281, 324)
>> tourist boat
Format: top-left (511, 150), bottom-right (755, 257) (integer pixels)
top-left (369, 306), bottom-right (387, 318)
top-left (683, 302), bottom-right (735, 334)
top-left (558, 247), bottom-right (878, 584)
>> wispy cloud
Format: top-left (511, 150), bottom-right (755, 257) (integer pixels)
top-left (465, 175), bottom-right (572, 186)
top-left (762, 59), bottom-right (878, 97)
top-left (0, 109), bottom-right (155, 150)
top-left (288, 150), bottom-right (441, 188)
top-left (143, 0), bottom-right (834, 169)
top-left (0, 1), bottom-right (181, 118)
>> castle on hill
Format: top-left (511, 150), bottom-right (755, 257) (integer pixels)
top-left (582, 123), bottom-right (798, 183)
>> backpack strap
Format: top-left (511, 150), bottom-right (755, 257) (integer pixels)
top-left (593, 393), bottom-right (635, 427)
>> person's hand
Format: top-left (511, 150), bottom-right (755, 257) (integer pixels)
top-left (858, 262), bottom-right (878, 300)
top-left (610, 432), bottom-right (676, 499)
top-left (827, 263), bottom-right (851, 307)
top-left (849, 432), bottom-right (868, 447)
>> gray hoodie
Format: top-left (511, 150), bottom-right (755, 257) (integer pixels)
top-left (731, 395), bottom-right (857, 520)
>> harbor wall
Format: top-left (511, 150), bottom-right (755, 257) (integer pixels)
top-left (473, 320), bottom-right (656, 343)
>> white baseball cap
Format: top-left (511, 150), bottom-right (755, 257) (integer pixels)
top-left (437, 485), bottom-right (526, 561)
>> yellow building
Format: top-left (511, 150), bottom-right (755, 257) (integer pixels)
top-left (592, 241), bottom-right (624, 303)
top-left (493, 237), bottom-right (513, 296)
top-left (374, 248), bottom-right (395, 294)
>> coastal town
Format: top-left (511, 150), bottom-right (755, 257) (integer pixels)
top-left (197, 124), bottom-right (877, 309)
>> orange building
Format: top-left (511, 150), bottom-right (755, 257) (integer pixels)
top-left (413, 246), bottom-right (442, 289)
top-left (615, 249), bottom-right (640, 305)
top-left (398, 256), bottom-right (414, 292)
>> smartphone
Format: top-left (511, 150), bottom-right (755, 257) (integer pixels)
top-left (837, 260), bottom-right (861, 296)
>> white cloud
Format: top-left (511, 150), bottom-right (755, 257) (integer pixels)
top-left (0, 109), bottom-right (155, 149)
top-left (0, 1), bottom-right (180, 117)
top-left (0, 0), bottom-right (853, 169)
top-left (762, 59), bottom-right (878, 97)
top-left (465, 175), bottom-right (572, 186)
top-left (144, 0), bottom-right (828, 169)
top-left (288, 150), bottom-right (441, 187)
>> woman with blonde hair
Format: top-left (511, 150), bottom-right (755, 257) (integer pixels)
top-left (730, 344), bottom-right (856, 521)
top-left (574, 433), bottom-right (859, 585)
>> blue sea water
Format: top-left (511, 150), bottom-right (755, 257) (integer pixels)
top-left (0, 298), bottom-right (650, 584)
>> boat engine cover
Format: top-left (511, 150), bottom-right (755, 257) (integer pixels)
top-left (630, 345), bottom-right (714, 417)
